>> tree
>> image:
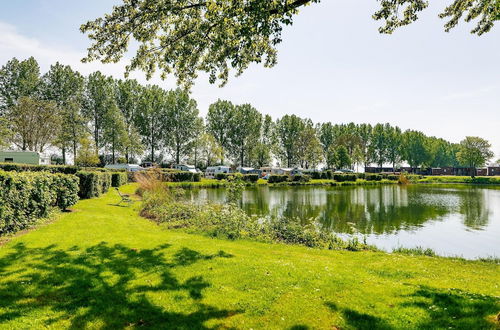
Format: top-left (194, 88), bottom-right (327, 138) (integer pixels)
top-left (370, 123), bottom-right (388, 168)
top-left (0, 117), bottom-right (11, 148)
top-left (136, 85), bottom-right (167, 163)
top-left (228, 104), bottom-right (262, 167)
top-left (75, 136), bottom-right (100, 167)
top-left (385, 124), bottom-right (402, 170)
top-left (102, 102), bottom-right (128, 164)
top-left (333, 145), bottom-right (351, 170)
top-left (41, 62), bottom-right (85, 164)
top-left (251, 114), bottom-right (274, 168)
top-left (115, 79), bottom-right (144, 162)
top-left (401, 130), bottom-right (431, 170)
top-left (8, 97), bottom-right (61, 152)
top-left (164, 89), bottom-right (201, 164)
top-left (81, 0), bottom-right (495, 87)
top-left (297, 120), bottom-right (323, 169)
top-left (275, 114), bottom-right (305, 167)
top-left (0, 57), bottom-right (41, 115)
top-left (206, 100), bottom-right (235, 164)
top-left (82, 71), bottom-right (116, 154)
top-left (57, 101), bottom-right (87, 164)
top-left (456, 136), bottom-right (493, 177)
top-left (199, 133), bottom-right (223, 168)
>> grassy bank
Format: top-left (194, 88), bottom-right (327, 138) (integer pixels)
top-left (0, 184), bottom-right (499, 329)
top-left (164, 176), bottom-right (500, 189)
top-left (165, 178), bottom-right (398, 188)
top-left (417, 176), bottom-right (500, 185)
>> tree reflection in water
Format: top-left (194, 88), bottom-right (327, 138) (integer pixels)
top-left (186, 184), bottom-right (495, 234)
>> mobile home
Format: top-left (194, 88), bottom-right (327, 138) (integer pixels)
top-left (174, 164), bottom-right (198, 173)
top-left (205, 166), bottom-right (231, 178)
top-left (0, 151), bottom-right (50, 165)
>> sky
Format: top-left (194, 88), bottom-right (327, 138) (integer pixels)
top-left (0, 0), bottom-right (499, 160)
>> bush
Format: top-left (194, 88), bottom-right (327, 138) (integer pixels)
top-left (76, 171), bottom-right (100, 199)
top-left (159, 170), bottom-right (201, 182)
top-left (111, 172), bottom-right (128, 187)
top-left (52, 174), bottom-right (79, 210)
top-left (0, 171), bottom-right (79, 234)
top-left (333, 174), bottom-right (357, 182)
top-left (0, 162), bottom-right (79, 174)
top-left (365, 174), bottom-right (382, 181)
top-left (242, 174), bottom-right (259, 182)
top-left (215, 173), bottom-right (229, 180)
top-left (76, 171), bottom-right (112, 199)
top-left (268, 175), bottom-right (288, 183)
top-left (291, 174), bottom-right (311, 182)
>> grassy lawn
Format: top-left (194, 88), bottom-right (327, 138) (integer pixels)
top-left (0, 184), bottom-right (499, 329)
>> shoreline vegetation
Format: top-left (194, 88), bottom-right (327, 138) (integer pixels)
top-left (164, 175), bottom-right (500, 189)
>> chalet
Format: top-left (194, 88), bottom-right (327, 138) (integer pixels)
top-left (488, 164), bottom-right (500, 176)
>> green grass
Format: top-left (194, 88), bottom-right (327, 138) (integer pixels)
top-left (0, 184), bottom-right (499, 329)
top-left (417, 176), bottom-right (500, 185)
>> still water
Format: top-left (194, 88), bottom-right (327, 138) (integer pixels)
top-left (185, 185), bottom-right (500, 259)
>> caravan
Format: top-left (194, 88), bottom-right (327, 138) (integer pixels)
top-left (205, 166), bottom-right (231, 178)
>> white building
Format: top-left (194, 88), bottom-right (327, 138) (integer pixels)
top-left (205, 166), bottom-right (231, 178)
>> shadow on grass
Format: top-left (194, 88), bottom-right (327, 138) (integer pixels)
top-left (400, 285), bottom-right (500, 329)
top-left (325, 285), bottom-right (499, 329)
top-left (0, 242), bottom-right (239, 328)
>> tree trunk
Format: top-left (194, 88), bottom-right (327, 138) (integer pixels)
top-left (62, 147), bottom-right (66, 165)
top-left (176, 144), bottom-right (180, 164)
top-left (73, 140), bottom-right (77, 165)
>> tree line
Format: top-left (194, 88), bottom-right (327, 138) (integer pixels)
top-left (0, 57), bottom-right (495, 170)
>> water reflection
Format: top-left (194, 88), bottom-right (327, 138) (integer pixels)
top-left (185, 185), bottom-right (500, 258)
top-left (187, 185), bottom-right (494, 234)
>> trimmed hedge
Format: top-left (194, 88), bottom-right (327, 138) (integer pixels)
top-left (333, 174), bottom-right (357, 182)
top-left (0, 162), bottom-right (79, 174)
top-left (76, 171), bottom-right (112, 199)
top-left (111, 172), bottom-right (128, 187)
top-left (268, 175), bottom-right (289, 183)
top-left (0, 171), bottom-right (79, 234)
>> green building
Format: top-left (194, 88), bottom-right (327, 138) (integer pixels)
top-left (0, 151), bottom-right (51, 165)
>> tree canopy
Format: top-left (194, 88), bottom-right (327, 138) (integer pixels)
top-left (81, 0), bottom-right (498, 87)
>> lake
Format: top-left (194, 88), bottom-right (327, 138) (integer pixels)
top-left (185, 184), bottom-right (500, 259)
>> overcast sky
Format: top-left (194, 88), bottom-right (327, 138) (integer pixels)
top-left (1, 0), bottom-right (499, 160)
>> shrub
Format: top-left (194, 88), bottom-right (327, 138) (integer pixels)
top-left (0, 162), bottom-right (79, 174)
top-left (76, 171), bottom-right (101, 199)
top-left (0, 171), bottom-right (79, 234)
top-left (52, 174), bottom-right (79, 210)
top-left (291, 174), bottom-right (311, 182)
top-left (215, 173), bottom-right (229, 180)
top-left (111, 172), bottom-right (128, 187)
top-left (365, 174), bottom-right (382, 181)
top-left (333, 174), bottom-right (357, 182)
top-left (242, 174), bottom-right (259, 182)
top-left (268, 175), bottom-right (288, 183)
top-left (158, 170), bottom-right (201, 182)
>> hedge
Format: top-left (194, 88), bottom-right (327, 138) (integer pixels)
top-left (111, 172), bottom-right (128, 187)
top-left (268, 175), bottom-right (289, 183)
top-left (0, 162), bottom-right (79, 174)
top-left (333, 174), bottom-right (357, 182)
top-left (76, 171), bottom-right (112, 199)
top-left (0, 171), bottom-right (79, 235)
